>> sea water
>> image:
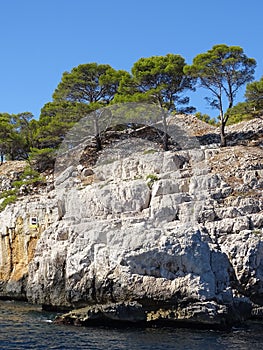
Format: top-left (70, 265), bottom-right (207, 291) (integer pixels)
top-left (1, 300), bottom-right (263, 350)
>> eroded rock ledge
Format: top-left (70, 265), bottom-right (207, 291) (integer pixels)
top-left (54, 299), bottom-right (251, 329)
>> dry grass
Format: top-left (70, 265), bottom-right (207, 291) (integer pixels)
top-left (0, 161), bottom-right (27, 176)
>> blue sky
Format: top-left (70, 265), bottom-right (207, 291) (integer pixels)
top-left (0, 0), bottom-right (262, 119)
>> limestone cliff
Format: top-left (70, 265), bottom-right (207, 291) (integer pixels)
top-left (0, 194), bottom-right (58, 299)
top-left (0, 115), bottom-right (262, 327)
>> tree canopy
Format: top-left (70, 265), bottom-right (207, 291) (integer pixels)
top-left (245, 76), bottom-right (263, 113)
top-left (115, 54), bottom-right (195, 113)
top-left (226, 76), bottom-right (263, 124)
top-left (0, 45), bottom-right (260, 167)
top-left (184, 44), bottom-right (256, 146)
top-left (36, 63), bottom-right (127, 151)
top-left (53, 63), bottom-right (126, 105)
top-left (35, 101), bottom-right (94, 149)
top-left (0, 112), bottom-right (35, 162)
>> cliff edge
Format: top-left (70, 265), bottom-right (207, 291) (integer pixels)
top-left (0, 115), bottom-right (262, 328)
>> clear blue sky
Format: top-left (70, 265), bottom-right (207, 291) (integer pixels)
top-left (0, 0), bottom-right (262, 119)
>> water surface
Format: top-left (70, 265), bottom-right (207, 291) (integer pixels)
top-left (1, 300), bottom-right (263, 349)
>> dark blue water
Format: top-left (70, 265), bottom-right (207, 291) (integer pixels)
top-left (1, 300), bottom-right (263, 350)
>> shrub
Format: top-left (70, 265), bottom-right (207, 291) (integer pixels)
top-left (0, 189), bottom-right (17, 199)
top-left (0, 194), bottom-right (18, 211)
top-left (28, 148), bottom-right (56, 172)
top-left (143, 149), bottom-right (158, 155)
top-left (12, 166), bottom-right (45, 188)
top-left (195, 112), bottom-right (218, 126)
top-left (0, 165), bottom-right (46, 212)
top-left (146, 174), bottom-right (159, 189)
top-left (226, 102), bottom-right (256, 125)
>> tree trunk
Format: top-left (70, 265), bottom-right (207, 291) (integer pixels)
top-left (94, 116), bottom-right (102, 151)
top-left (162, 112), bottom-right (169, 151)
top-left (162, 133), bottom-right (169, 151)
top-left (95, 135), bottom-right (102, 152)
top-left (220, 122), bottom-right (227, 147)
top-left (218, 98), bottom-right (227, 147)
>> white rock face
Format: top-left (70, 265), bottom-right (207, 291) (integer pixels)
top-left (27, 219), bottom-right (232, 309)
top-left (0, 142), bottom-right (262, 326)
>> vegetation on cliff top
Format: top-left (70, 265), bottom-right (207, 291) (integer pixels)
top-left (0, 44), bottom-right (262, 168)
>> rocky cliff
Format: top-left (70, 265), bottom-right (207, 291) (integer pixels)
top-left (0, 115), bottom-right (262, 328)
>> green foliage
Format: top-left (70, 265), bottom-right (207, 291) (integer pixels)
top-left (115, 54), bottom-right (195, 112)
top-left (195, 112), bottom-right (218, 126)
top-left (0, 186), bottom-right (19, 212)
top-left (0, 112), bottom-right (35, 162)
top-left (226, 101), bottom-right (255, 125)
top-left (184, 44), bottom-right (256, 146)
top-left (0, 194), bottom-right (18, 211)
top-left (36, 101), bottom-right (94, 149)
top-left (28, 148), bottom-right (56, 172)
top-left (0, 182), bottom-right (19, 211)
top-left (146, 174), bottom-right (159, 188)
top-left (245, 76), bottom-right (263, 115)
top-left (0, 48), bottom-right (260, 165)
top-left (0, 189), bottom-right (17, 199)
top-left (143, 149), bottom-right (158, 155)
top-left (16, 166), bottom-right (44, 184)
top-left (0, 165), bottom-right (46, 211)
top-left (38, 63), bottom-right (126, 151)
top-left (53, 63), bottom-right (126, 104)
top-left (12, 166), bottom-right (45, 188)
top-left (0, 113), bottom-right (13, 162)
top-left (21, 166), bottom-right (41, 179)
top-left (226, 76), bottom-right (263, 125)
